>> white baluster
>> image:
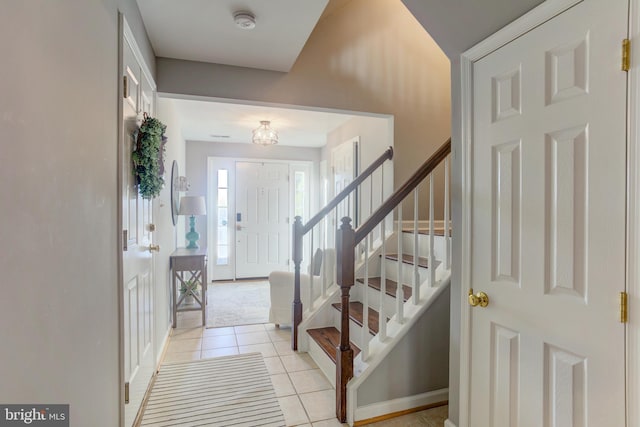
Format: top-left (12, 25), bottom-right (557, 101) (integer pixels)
top-left (309, 227), bottom-right (315, 310)
top-left (362, 239), bottom-right (370, 360)
top-left (369, 175), bottom-right (374, 248)
top-left (396, 204), bottom-right (404, 323)
top-left (429, 174), bottom-right (435, 287)
top-left (379, 218), bottom-right (387, 341)
top-left (413, 187), bottom-right (420, 304)
top-left (321, 216), bottom-right (327, 297)
top-left (444, 155), bottom-right (451, 270)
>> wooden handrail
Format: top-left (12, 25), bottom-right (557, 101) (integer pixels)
top-left (333, 137), bottom-right (451, 422)
top-left (291, 146), bottom-right (393, 351)
top-left (302, 146), bottom-right (393, 234)
top-left (354, 138), bottom-right (450, 243)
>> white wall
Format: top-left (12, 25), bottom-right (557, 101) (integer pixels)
top-left (323, 115), bottom-right (394, 225)
top-left (153, 98), bottom-right (187, 362)
top-left (0, 1), bottom-right (154, 425)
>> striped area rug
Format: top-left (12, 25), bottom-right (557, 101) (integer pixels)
top-left (139, 353), bottom-right (285, 427)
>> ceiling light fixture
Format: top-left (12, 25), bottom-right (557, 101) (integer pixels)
top-left (252, 120), bottom-right (278, 146)
top-left (234, 11), bottom-right (256, 30)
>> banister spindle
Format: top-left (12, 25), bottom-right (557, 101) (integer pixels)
top-left (322, 216), bottom-right (328, 297)
top-left (309, 227), bottom-right (315, 310)
top-left (413, 187), bottom-right (420, 304)
top-left (292, 216), bottom-right (304, 350)
top-left (444, 155), bottom-right (451, 270)
top-left (396, 203), bottom-right (404, 323)
top-left (336, 217), bottom-right (355, 423)
top-left (429, 174), bottom-right (435, 287)
top-left (379, 217), bottom-right (387, 341)
top-left (369, 176), bottom-right (374, 248)
top-left (362, 239), bottom-right (370, 360)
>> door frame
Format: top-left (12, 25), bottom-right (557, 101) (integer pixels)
top-left (457, 1), bottom-right (623, 426)
top-left (206, 156), bottom-right (314, 281)
top-left (626, 0), bottom-right (640, 424)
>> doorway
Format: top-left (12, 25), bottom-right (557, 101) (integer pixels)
top-left (207, 157), bottom-right (312, 281)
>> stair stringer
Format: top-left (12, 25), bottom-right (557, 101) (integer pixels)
top-left (297, 283), bottom-right (341, 352)
top-left (346, 274), bottom-right (451, 426)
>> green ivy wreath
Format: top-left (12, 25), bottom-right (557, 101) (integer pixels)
top-left (132, 114), bottom-right (167, 199)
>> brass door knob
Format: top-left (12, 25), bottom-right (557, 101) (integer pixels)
top-left (148, 244), bottom-right (160, 252)
top-left (468, 288), bottom-right (489, 307)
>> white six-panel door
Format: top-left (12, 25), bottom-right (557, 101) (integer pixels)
top-left (468, 1), bottom-right (627, 426)
top-left (235, 162), bottom-right (289, 278)
top-left (121, 29), bottom-right (156, 427)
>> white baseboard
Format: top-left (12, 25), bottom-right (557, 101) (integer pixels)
top-left (354, 388), bottom-right (448, 422)
top-left (155, 323), bottom-right (172, 367)
top-left (444, 419), bottom-right (457, 427)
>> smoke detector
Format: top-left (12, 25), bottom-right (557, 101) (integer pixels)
top-left (234, 11), bottom-right (256, 30)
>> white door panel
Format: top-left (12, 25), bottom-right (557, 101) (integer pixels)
top-left (122, 34), bottom-right (155, 427)
top-left (235, 162), bottom-right (289, 278)
top-left (469, 1), bottom-right (627, 426)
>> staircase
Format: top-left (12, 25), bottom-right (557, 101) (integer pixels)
top-left (291, 139), bottom-right (451, 425)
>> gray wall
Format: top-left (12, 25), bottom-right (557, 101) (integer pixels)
top-left (358, 285), bottom-right (450, 405)
top-left (158, 0), bottom-right (451, 212)
top-left (0, 1), bottom-right (154, 425)
top-left (185, 140), bottom-right (321, 250)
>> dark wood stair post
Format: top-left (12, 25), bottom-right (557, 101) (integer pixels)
top-left (292, 216), bottom-right (303, 351)
top-left (336, 217), bottom-right (355, 422)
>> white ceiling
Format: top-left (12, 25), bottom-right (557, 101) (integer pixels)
top-left (137, 0), bottom-right (329, 72)
top-left (170, 98), bottom-right (359, 147)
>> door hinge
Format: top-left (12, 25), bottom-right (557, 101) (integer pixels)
top-left (620, 291), bottom-right (628, 323)
top-left (124, 382), bottom-right (130, 404)
top-left (123, 230), bottom-right (128, 251)
top-left (623, 39), bottom-right (630, 72)
top-left (123, 75), bottom-right (129, 99)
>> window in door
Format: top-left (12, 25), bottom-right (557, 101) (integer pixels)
top-left (216, 169), bottom-right (229, 266)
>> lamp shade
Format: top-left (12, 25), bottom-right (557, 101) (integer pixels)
top-left (179, 196), bottom-right (206, 216)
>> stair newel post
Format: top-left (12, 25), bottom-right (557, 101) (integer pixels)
top-left (292, 216), bottom-right (304, 351)
top-left (336, 217), bottom-right (355, 423)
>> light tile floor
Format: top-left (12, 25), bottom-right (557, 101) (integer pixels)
top-left (163, 311), bottom-right (446, 426)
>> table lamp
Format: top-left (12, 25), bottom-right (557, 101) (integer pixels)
top-left (179, 196), bottom-right (207, 249)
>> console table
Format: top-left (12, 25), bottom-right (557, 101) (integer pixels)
top-left (170, 247), bottom-right (207, 328)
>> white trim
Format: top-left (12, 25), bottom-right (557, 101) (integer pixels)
top-left (444, 420), bottom-right (458, 427)
top-left (627, 0), bottom-right (640, 425)
top-left (458, 1), bottom-right (583, 426)
top-left (122, 20), bottom-right (156, 92)
top-left (155, 324), bottom-right (171, 366)
top-left (463, 0), bottom-right (582, 62)
top-left (353, 388), bottom-right (448, 424)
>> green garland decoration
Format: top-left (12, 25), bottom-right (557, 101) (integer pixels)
top-left (132, 114), bottom-right (167, 199)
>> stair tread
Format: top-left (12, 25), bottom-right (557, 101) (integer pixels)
top-left (358, 277), bottom-right (412, 302)
top-left (385, 253), bottom-right (429, 268)
top-left (331, 302), bottom-right (383, 335)
top-left (307, 327), bottom-right (361, 364)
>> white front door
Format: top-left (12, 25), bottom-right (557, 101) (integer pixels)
top-left (235, 162), bottom-right (289, 278)
top-left (121, 32), bottom-right (156, 427)
top-left (468, 1), bottom-right (627, 426)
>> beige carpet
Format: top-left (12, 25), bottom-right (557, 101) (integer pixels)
top-left (207, 280), bottom-right (270, 328)
top-left (140, 353), bottom-right (285, 426)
